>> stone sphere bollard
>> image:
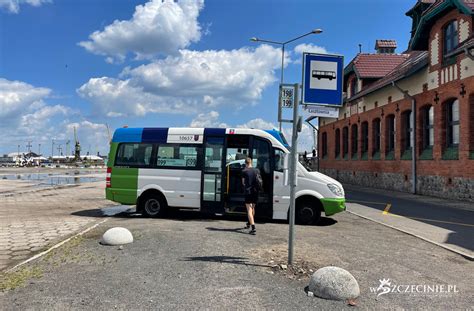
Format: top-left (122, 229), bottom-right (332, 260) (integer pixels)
top-left (100, 227), bottom-right (134, 246)
top-left (308, 266), bottom-right (360, 300)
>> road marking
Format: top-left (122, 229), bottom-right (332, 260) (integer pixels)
top-left (382, 203), bottom-right (392, 215)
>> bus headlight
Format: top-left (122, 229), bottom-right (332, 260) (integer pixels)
top-left (327, 184), bottom-right (344, 197)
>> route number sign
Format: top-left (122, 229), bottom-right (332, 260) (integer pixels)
top-left (280, 85), bottom-right (295, 109)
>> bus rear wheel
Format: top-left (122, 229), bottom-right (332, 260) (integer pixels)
top-left (296, 200), bottom-right (321, 225)
top-left (140, 193), bottom-right (166, 217)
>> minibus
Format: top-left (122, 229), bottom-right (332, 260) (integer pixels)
top-left (106, 127), bottom-right (345, 224)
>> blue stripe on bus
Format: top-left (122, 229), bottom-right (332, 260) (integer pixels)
top-left (204, 128), bottom-right (226, 137)
top-left (142, 128), bottom-right (168, 143)
top-left (112, 128), bottom-right (143, 143)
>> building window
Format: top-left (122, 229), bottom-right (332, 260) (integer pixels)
top-left (422, 105), bottom-right (434, 150)
top-left (372, 118), bottom-right (381, 159)
top-left (350, 78), bottom-right (358, 97)
top-left (443, 20), bottom-right (458, 56)
top-left (322, 132), bottom-right (328, 158)
top-left (335, 128), bottom-right (341, 158)
top-left (401, 110), bottom-right (413, 159)
top-left (446, 99), bottom-right (460, 147)
top-left (343, 126), bottom-right (349, 159)
top-left (470, 94), bottom-right (474, 159)
top-left (385, 115), bottom-right (396, 159)
top-left (361, 121), bottom-right (369, 159)
top-left (351, 124), bottom-right (358, 159)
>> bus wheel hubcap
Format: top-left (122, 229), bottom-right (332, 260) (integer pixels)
top-left (300, 206), bottom-right (313, 220)
top-left (145, 199), bottom-right (160, 215)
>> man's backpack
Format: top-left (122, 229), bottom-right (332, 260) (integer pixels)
top-left (255, 169), bottom-right (264, 192)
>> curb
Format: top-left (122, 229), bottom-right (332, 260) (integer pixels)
top-left (346, 210), bottom-right (474, 261)
top-left (6, 218), bottom-right (109, 273)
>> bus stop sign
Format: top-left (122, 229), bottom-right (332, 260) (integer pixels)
top-left (302, 53), bottom-right (344, 107)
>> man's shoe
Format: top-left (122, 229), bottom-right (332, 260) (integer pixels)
top-left (249, 228), bottom-right (256, 235)
top-left (244, 222), bottom-right (250, 229)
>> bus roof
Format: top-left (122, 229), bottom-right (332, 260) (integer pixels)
top-left (112, 127), bottom-right (288, 150)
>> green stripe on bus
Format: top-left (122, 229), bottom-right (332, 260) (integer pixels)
top-left (107, 142), bottom-right (139, 204)
top-left (107, 142), bottom-right (118, 167)
top-left (108, 167), bottom-right (139, 204)
top-left (320, 198), bottom-right (346, 216)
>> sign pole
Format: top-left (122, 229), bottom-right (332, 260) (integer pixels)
top-left (288, 83), bottom-right (299, 265)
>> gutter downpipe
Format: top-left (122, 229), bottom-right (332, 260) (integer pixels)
top-left (392, 81), bottom-right (417, 194)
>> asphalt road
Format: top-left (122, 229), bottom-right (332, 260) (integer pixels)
top-left (344, 184), bottom-right (474, 252)
top-left (1, 210), bottom-right (473, 310)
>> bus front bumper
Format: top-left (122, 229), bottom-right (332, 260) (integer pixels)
top-left (320, 198), bottom-right (346, 216)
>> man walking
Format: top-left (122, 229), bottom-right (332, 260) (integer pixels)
top-left (242, 157), bottom-right (259, 235)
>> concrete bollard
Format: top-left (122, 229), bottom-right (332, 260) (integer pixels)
top-left (308, 266), bottom-right (360, 300)
top-left (100, 227), bottom-right (134, 246)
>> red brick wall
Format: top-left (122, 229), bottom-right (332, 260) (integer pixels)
top-left (319, 76), bottom-right (474, 179)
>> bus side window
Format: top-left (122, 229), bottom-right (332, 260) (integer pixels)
top-left (274, 149), bottom-right (285, 172)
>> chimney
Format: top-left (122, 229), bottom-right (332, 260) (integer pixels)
top-left (375, 40), bottom-right (397, 54)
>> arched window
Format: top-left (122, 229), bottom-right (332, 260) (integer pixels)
top-left (343, 126), bottom-right (349, 159)
top-left (446, 99), bottom-right (460, 147)
top-left (372, 118), bottom-right (381, 159)
top-left (322, 132), bottom-right (328, 158)
top-left (443, 20), bottom-right (458, 56)
top-left (470, 94), bottom-right (474, 159)
top-left (335, 129), bottom-right (341, 159)
top-left (361, 121), bottom-right (369, 159)
top-left (442, 99), bottom-right (459, 160)
top-left (422, 105), bottom-right (434, 150)
top-left (401, 110), bottom-right (413, 159)
top-left (351, 124), bottom-right (358, 159)
top-left (385, 115), bottom-right (396, 159)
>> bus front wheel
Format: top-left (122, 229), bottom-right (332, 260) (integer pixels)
top-left (295, 200), bottom-right (321, 225)
top-left (140, 193), bottom-right (167, 217)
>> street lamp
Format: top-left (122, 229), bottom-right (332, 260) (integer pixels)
top-left (250, 29), bottom-right (323, 131)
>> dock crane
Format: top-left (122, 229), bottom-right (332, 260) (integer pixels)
top-left (74, 126), bottom-right (81, 161)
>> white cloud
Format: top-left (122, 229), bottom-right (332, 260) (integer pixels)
top-left (0, 78), bottom-right (109, 156)
top-left (78, 45), bottom-right (284, 117)
top-left (0, 0), bottom-right (51, 13)
top-left (292, 43), bottom-right (329, 64)
top-left (0, 78), bottom-right (51, 122)
top-left (78, 0), bottom-right (204, 62)
top-left (189, 111), bottom-right (228, 128)
top-left (238, 118), bottom-right (276, 130)
top-left (19, 105), bottom-right (71, 135)
top-left (293, 43), bottom-right (328, 55)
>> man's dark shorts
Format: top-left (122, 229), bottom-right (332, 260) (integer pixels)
top-left (245, 193), bottom-right (258, 204)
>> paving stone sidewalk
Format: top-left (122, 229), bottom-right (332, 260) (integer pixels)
top-left (0, 176), bottom-right (113, 271)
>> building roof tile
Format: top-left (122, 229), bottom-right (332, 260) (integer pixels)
top-left (349, 51), bottom-right (429, 101)
top-left (351, 53), bottom-right (410, 78)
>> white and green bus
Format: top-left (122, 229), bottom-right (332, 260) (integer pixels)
top-left (106, 127), bottom-right (345, 224)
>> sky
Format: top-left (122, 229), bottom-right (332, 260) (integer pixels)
top-left (0, 0), bottom-right (416, 156)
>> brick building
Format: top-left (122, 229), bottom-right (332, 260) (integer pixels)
top-left (318, 0), bottom-right (474, 201)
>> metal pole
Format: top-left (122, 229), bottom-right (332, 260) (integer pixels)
top-left (288, 83), bottom-right (299, 265)
top-left (316, 117), bottom-right (320, 172)
top-left (279, 44), bottom-right (285, 132)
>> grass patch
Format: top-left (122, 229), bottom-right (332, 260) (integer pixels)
top-left (0, 266), bottom-right (43, 291)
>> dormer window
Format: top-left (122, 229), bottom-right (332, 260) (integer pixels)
top-left (350, 78), bottom-right (358, 97)
top-left (443, 20), bottom-right (458, 56)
